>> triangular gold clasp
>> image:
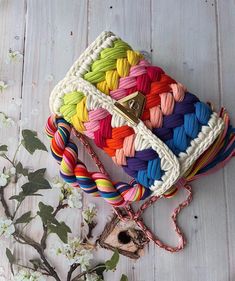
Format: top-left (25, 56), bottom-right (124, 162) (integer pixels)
top-left (113, 91), bottom-right (146, 126)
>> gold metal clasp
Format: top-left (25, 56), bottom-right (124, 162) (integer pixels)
top-left (113, 91), bottom-right (146, 126)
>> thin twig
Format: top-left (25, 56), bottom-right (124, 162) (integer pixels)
top-left (14, 263), bottom-right (50, 276)
top-left (53, 202), bottom-right (68, 216)
top-left (72, 264), bottom-right (105, 281)
top-left (0, 186), bottom-right (13, 219)
top-left (2, 154), bottom-right (15, 166)
top-left (12, 201), bottom-right (22, 219)
top-left (15, 230), bottom-right (61, 281)
top-left (87, 221), bottom-right (97, 240)
top-left (67, 263), bottom-right (80, 281)
top-left (12, 142), bottom-right (22, 165)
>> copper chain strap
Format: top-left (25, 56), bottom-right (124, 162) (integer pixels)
top-left (74, 129), bottom-right (193, 252)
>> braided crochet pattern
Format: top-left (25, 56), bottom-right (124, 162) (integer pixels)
top-left (47, 31), bottom-right (228, 205)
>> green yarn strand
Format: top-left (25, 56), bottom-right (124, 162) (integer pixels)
top-left (63, 91), bottom-right (84, 105)
top-left (84, 71), bottom-right (105, 83)
top-left (92, 58), bottom-right (116, 72)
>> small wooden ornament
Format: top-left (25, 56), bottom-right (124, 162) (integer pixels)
top-left (98, 215), bottom-right (149, 259)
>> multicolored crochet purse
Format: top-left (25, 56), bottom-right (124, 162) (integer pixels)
top-left (46, 31), bottom-right (235, 252)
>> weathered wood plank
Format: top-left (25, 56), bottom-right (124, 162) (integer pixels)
top-left (217, 0), bottom-right (235, 279)
top-left (18, 0), bottom-right (87, 280)
top-left (151, 1), bottom-right (229, 280)
top-left (0, 0), bottom-right (26, 279)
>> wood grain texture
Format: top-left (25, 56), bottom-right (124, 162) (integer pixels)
top-left (217, 1), bottom-right (235, 280)
top-left (0, 0), bottom-right (234, 280)
top-left (151, 1), bottom-right (229, 281)
top-left (0, 0), bottom-right (26, 279)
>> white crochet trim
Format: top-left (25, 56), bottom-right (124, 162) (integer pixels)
top-left (49, 31), bottom-right (225, 197)
top-left (66, 31), bottom-right (119, 78)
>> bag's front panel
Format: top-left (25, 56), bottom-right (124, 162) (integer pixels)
top-left (49, 31), bottom-right (224, 196)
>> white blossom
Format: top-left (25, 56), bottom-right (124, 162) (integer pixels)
top-left (51, 176), bottom-right (82, 208)
top-left (86, 273), bottom-right (102, 281)
top-left (0, 173), bottom-right (9, 187)
top-left (14, 269), bottom-right (45, 281)
top-left (82, 203), bottom-right (97, 224)
top-left (67, 189), bottom-right (82, 209)
top-left (0, 81), bottom-right (8, 92)
top-left (75, 248), bottom-right (93, 271)
top-left (0, 113), bottom-right (15, 128)
top-left (53, 237), bottom-right (93, 269)
top-left (0, 167), bottom-right (16, 186)
top-left (51, 176), bottom-right (66, 189)
top-left (5, 167), bottom-right (16, 176)
top-left (10, 167), bottom-right (16, 175)
top-left (7, 50), bottom-right (23, 63)
top-left (0, 218), bottom-right (15, 238)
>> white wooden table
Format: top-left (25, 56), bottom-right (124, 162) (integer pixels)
top-left (0, 1), bottom-right (235, 280)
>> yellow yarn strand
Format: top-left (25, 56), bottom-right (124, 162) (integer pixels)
top-left (116, 58), bottom-right (130, 77)
top-left (71, 97), bottom-right (89, 132)
top-left (105, 70), bottom-right (119, 90)
top-left (97, 80), bottom-right (110, 95)
top-left (127, 50), bottom-right (142, 66)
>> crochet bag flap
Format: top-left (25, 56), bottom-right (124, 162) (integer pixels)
top-left (47, 31), bottom-right (225, 205)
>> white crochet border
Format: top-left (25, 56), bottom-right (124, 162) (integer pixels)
top-left (49, 31), bottom-right (224, 197)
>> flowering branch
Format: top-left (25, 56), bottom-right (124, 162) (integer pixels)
top-left (0, 129), bottom-right (127, 281)
top-left (0, 183), bottom-right (61, 280)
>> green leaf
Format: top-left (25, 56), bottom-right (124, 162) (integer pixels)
top-left (21, 168), bottom-right (51, 196)
top-left (6, 248), bottom-right (15, 264)
top-left (9, 192), bottom-right (25, 202)
top-left (105, 249), bottom-right (120, 271)
top-left (9, 192), bottom-right (42, 201)
top-left (94, 264), bottom-right (106, 279)
top-left (28, 168), bottom-right (46, 181)
top-left (15, 211), bottom-right (33, 224)
top-left (0, 145), bottom-right (7, 152)
top-left (37, 202), bottom-right (57, 226)
top-left (15, 162), bottom-right (28, 176)
top-left (120, 274), bottom-right (128, 281)
top-left (22, 181), bottom-right (50, 195)
top-left (29, 259), bottom-right (44, 271)
top-left (48, 221), bottom-right (71, 243)
top-left (21, 129), bottom-right (47, 154)
top-left (37, 202), bottom-right (71, 243)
